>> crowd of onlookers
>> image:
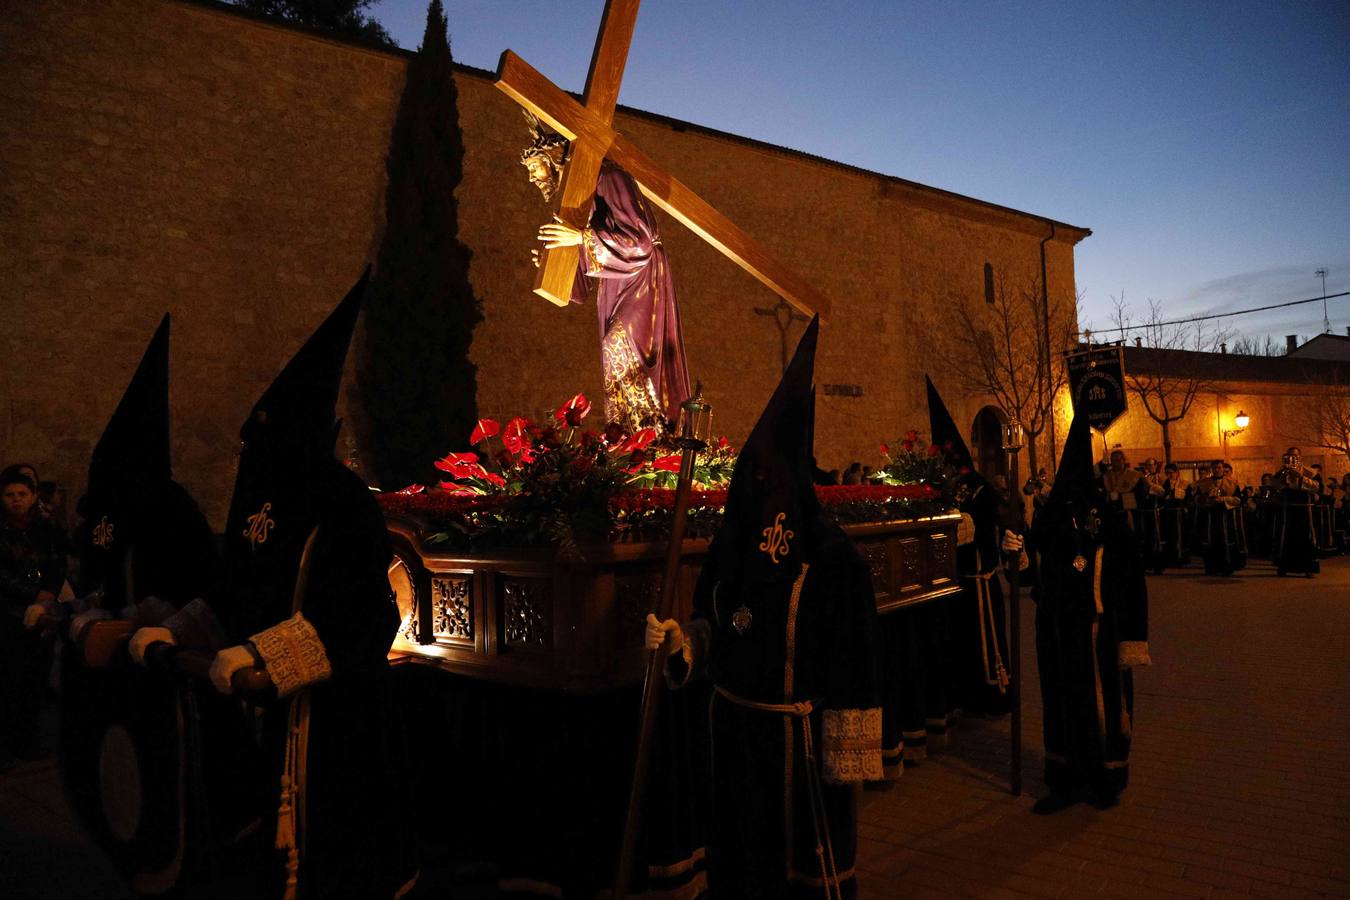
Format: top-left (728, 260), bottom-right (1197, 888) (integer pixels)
top-left (0, 463), bottom-right (75, 771)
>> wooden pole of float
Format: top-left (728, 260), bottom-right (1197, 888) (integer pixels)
top-left (1003, 418), bottom-right (1025, 796)
top-left (613, 390), bottom-right (709, 899)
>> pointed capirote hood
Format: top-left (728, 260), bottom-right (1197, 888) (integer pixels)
top-left (708, 315), bottom-right (822, 585)
top-left (1047, 409), bottom-right (1098, 508)
top-left (239, 267), bottom-right (370, 461)
top-left (90, 314), bottom-right (172, 486)
top-left (925, 375), bottom-right (980, 480)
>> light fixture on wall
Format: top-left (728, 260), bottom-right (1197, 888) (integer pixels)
top-left (1223, 410), bottom-right (1250, 440)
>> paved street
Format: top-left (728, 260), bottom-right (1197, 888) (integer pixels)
top-left (857, 556), bottom-right (1350, 899)
top-left (3, 557), bottom-right (1348, 898)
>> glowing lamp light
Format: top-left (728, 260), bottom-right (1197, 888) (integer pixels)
top-left (1002, 419), bottom-right (1024, 453)
top-left (1234, 411), bottom-right (1250, 430)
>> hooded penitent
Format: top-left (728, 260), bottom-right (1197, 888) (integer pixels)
top-left (1030, 409), bottom-right (1148, 805)
top-left (704, 315), bottom-right (822, 588)
top-left (219, 268), bottom-right (369, 639)
top-left (78, 314), bottom-right (217, 612)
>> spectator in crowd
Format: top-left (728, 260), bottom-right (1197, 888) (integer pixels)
top-left (842, 461), bottom-right (864, 485)
top-left (1, 464), bottom-right (49, 520)
top-left (0, 470), bottom-right (70, 770)
top-left (1023, 467), bottom-right (1052, 511)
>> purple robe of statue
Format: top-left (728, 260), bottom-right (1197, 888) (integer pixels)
top-left (571, 161), bottom-right (691, 431)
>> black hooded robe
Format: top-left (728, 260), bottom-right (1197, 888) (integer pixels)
top-left (675, 526), bottom-right (881, 899)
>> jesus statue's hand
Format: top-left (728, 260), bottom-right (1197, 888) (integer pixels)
top-left (537, 215), bottom-right (583, 249)
top-left (531, 248), bottom-right (540, 268)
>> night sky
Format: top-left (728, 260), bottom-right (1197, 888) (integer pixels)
top-left (372, 0), bottom-right (1350, 345)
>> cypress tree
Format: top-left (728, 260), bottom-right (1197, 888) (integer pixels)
top-left (357, 0), bottom-right (481, 490)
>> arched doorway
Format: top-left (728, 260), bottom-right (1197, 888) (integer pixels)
top-left (971, 406), bottom-right (1008, 482)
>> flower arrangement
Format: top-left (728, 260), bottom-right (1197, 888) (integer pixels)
top-left (374, 399), bottom-right (956, 550)
top-left (872, 429), bottom-right (955, 504)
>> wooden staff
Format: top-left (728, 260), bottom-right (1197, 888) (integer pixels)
top-left (1003, 423), bottom-right (1024, 796)
top-left (613, 395), bottom-right (708, 899)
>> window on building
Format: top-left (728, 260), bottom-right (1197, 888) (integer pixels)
top-left (984, 262), bottom-right (995, 305)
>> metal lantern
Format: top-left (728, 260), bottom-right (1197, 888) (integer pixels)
top-left (677, 384), bottom-right (712, 448)
top-left (1002, 418), bottom-right (1024, 453)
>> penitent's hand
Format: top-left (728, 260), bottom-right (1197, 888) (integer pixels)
top-left (645, 613), bottom-right (683, 656)
top-left (537, 215), bottom-right (583, 250)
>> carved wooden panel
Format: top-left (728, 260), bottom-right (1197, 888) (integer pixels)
top-left (431, 576), bottom-right (473, 642)
top-left (897, 538), bottom-right (922, 592)
top-left (929, 534), bottom-right (954, 585)
top-left (616, 572), bottom-right (662, 647)
top-left (503, 578), bottom-right (552, 648)
top-left (861, 542), bottom-right (890, 597)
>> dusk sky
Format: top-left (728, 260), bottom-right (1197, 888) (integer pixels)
top-left (374, 0), bottom-right (1350, 346)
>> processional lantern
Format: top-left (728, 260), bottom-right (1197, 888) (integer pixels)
top-left (676, 383), bottom-right (712, 449)
top-left (1001, 418), bottom-right (1024, 453)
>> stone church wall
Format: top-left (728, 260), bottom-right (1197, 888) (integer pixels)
top-left (1, 0), bottom-right (1085, 525)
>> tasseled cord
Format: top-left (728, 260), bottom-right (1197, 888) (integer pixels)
top-left (276, 692), bottom-right (311, 900)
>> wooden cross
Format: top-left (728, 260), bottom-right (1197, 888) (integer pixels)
top-left (496, 0), bottom-right (831, 322)
top-left (753, 297), bottom-right (811, 373)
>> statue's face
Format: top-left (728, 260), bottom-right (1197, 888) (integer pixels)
top-left (523, 154), bottom-right (560, 201)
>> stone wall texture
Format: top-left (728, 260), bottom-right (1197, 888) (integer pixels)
top-left (1, 0), bottom-right (1087, 525)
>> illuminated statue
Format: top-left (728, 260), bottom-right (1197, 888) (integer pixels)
top-left (522, 113), bottom-right (691, 433)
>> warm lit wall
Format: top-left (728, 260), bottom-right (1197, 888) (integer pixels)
top-left (1090, 381), bottom-right (1348, 486)
top-left (1, 0), bottom-right (1085, 523)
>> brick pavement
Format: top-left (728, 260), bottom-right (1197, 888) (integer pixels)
top-left (3, 558), bottom-right (1347, 898)
top-left (856, 555), bottom-right (1350, 899)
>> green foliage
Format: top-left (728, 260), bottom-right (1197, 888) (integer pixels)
top-left (231, 0), bottom-right (397, 47)
top-left (356, 0), bottom-right (482, 490)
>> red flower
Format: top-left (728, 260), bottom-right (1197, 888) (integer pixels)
top-left (717, 435), bottom-right (730, 451)
top-left (928, 444), bottom-right (942, 458)
top-left (580, 430), bottom-right (600, 449)
top-left (653, 454), bottom-right (683, 473)
top-left (628, 449), bottom-right (647, 467)
top-left (436, 482), bottom-right (479, 497)
top-left (482, 471), bottom-right (507, 489)
top-left (905, 430), bottom-right (919, 443)
top-left (620, 428), bottom-right (658, 454)
top-left (554, 393), bottom-right (592, 427)
top-left (880, 443), bottom-right (890, 458)
top-left (470, 418), bottom-right (501, 445)
top-left (502, 418), bottom-right (530, 455)
top-left (434, 451), bottom-right (482, 480)
top-left (902, 439), bottom-right (915, 452)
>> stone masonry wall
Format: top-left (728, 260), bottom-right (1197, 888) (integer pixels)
top-left (1, 0), bottom-right (1084, 525)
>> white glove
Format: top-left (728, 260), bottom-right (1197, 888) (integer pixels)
top-left (70, 608), bottom-right (113, 641)
top-left (1001, 531), bottom-right (1025, 553)
top-left (645, 613), bottom-right (683, 656)
top-left (23, 597), bottom-right (60, 629)
top-left (209, 645), bottom-right (257, 695)
top-left (129, 627), bottom-right (175, 666)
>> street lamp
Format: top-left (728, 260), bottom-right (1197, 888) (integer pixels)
top-left (1223, 410), bottom-right (1250, 440)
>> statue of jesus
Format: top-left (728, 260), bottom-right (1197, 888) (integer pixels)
top-left (522, 113), bottom-right (691, 433)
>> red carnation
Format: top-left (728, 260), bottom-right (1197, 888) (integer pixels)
top-left (928, 444), bottom-right (942, 458)
top-left (905, 430), bottom-right (919, 443)
top-left (554, 393), bottom-right (592, 427)
top-left (470, 418), bottom-right (501, 445)
top-left (880, 443), bottom-right (890, 458)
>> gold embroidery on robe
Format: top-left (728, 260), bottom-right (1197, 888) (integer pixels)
top-left (250, 612), bottom-right (332, 698)
top-left (600, 324), bottom-right (663, 432)
top-left (821, 707), bottom-right (884, 784)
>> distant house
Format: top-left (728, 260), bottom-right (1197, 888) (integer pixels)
top-left (1084, 345), bottom-right (1350, 484)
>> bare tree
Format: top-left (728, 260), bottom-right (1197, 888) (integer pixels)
top-left (1111, 298), bottom-right (1231, 464)
top-left (1284, 382), bottom-right (1350, 464)
top-left (1229, 334), bottom-right (1285, 357)
top-left (953, 272), bottom-right (1075, 474)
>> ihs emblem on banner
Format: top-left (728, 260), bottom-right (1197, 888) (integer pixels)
top-left (92, 516), bottom-right (114, 549)
top-left (243, 502), bottom-right (276, 546)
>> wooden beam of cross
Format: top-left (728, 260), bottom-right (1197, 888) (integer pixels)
top-left (495, 0), bottom-right (831, 322)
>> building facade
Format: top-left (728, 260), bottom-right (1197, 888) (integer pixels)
top-left (1, 0), bottom-right (1088, 523)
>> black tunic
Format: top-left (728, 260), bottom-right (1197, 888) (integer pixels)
top-left (676, 526), bottom-right (881, 899)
